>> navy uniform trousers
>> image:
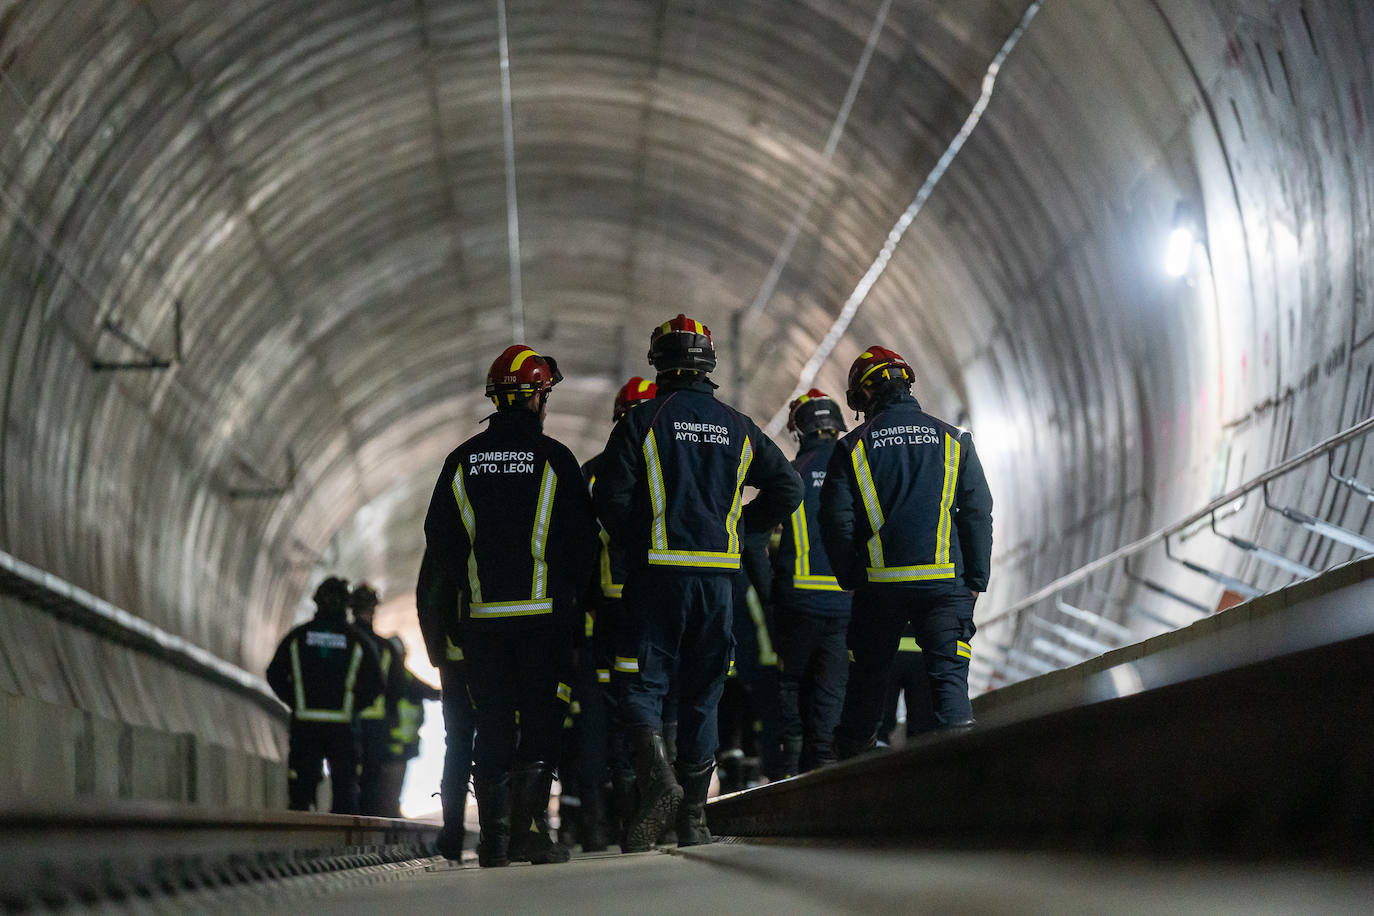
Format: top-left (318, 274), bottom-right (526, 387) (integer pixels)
top-left (619, 569), bottom-right (732, 768)
top-left (464, 627), bottom-right (573, 777)
top-left (838, 582), bottom-right (976, 739)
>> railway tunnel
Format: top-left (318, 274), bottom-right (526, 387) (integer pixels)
top-left (2, 0), bottom-right (1373, 909)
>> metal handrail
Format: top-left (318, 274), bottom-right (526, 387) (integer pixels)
top-left (0, 547), bottom-right (287, 720)
top-left (981, 413), bottom-right (1374, 630)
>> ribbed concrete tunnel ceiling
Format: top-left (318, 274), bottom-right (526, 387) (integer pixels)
top-left (2, 0), bottom-right (1372, 726)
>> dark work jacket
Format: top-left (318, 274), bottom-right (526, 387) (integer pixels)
top-left (594, 376), bottom-right (803, 575)
top-left (582, 452), bottom-right (629, 601)
top-left (820, 392), bottom-right (993, 593)
top-left (772, 434), bottom-right (852, 617)
top-left (355, 624), bottom-right (406, 725)
top-left (266, 611), bottom-right (385, 725)
top-left (416, 410), bottom-right (598, 658)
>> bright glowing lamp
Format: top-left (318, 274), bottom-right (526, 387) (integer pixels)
top-left (1164, 224), bottom-right (1194, 277)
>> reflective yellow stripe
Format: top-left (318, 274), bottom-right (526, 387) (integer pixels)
top-left (596, 669), bottom-right (611, 683)
top-left (794, 574), bottom-right (844, 591)
top-left (556, 682), bottom-right (572, 703)
top-left (647, 549), bottom-right (741, 570)
top-left (470, 599), bottom-right (555, 617)
top-left (585, 612), bottom-right (595, 638)
top-left (790, 503), bottom-right (807, 578)
top-left (898, 636), bottom-right (921, 652)
top-left (936, 434), bottom-right (960, 565)
top-left (851, 441), bottom-right (885, 568)
top-left (746, 586), bottom-right (777, 666)
top-left (509, 347), bottom-right (539, 370)
top-left (866, 563), bottom-right (956, 582)
top-left (290, 642), bottom-right (362, 722)
top-left (451, 469), bottom-right (483, 604)
top-left (360, 648), bottom-right (392, 719)
top-left (445, 637), bottom-right (465, 661)
top-left (956, 640), bottom-right (973, 659)
top-left (614, 656), bottom-right (640, 673)
top-left (530, 461), bottom-right (557, 600)
top-left (643, 430), bottom-right (669, 551)
top-left (725, 436), bottom-right (754, 554)
top-left (598, 529), bottom-right (622, 598)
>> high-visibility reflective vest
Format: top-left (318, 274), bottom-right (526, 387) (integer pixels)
top-left (828, 398), bottom-right (993, 588)
top-left (773, 436), bottom-right (851, 616)
top-left (358, 639), bottom-right (394, 721)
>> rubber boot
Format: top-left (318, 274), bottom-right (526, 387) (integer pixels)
top-left (579, 784), bottom-right (610, 852)
top-left (781, 735), bottom-right (803, 778)
top-left (435, 786), bottom-right (468, 860)
top-left (658, 720), bottom-right (680, 845)
top-left (623, 727), bottom-right (682, 852)
top-left (611, 769), bottom-right (638, 852)
top-left (507, 763), bottom-right (571, 865)
top-left (473, 772), bottom-right (512, 868)
top-left (674, 761), bottom-right (715, 847)
top-left (834, 726), bottom-right (880, 761)
top-left (716, 747), bottom-right (744, 794)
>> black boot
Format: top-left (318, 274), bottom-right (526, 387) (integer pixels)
top-left (833, 729), bottom-right (878, 761)
top-left (473, 772), bottom-right (512, 868)
top-left (674, 761), bottom-right (715, 847)
top-left (716, 747), bottom-right (744, 794)
top-left (580, 784), bottom-right (610, 852)
top-left (435, 785), bottom-right (468, 860)
top-left (624, 727), bottom-right (682, 852)
top-left (507, 762), bottom-right (571, 865)
top-left (611, 768), bottom-right (638, 852)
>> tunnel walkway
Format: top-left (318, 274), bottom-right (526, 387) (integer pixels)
top-left (5, 559), bottom-right (1374, 911)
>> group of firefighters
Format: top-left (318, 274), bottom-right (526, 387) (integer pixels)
top-left (268, 312), bottom-right (993, 868)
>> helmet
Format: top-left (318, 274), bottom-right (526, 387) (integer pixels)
top-left (787, 388), bottom-right (847, 439)
top-left (313, 576), bottom-right (350, 607)
top-left (349, 582), bottom-right (380, 610)
top-left (613, 376), bottom-right (657, 421)
top-left (485, 345), bottom-right (563, 407)
top-left (648, 314), bottom-right (716, 373)
top-left (846, 345), bottom-right (913, 411)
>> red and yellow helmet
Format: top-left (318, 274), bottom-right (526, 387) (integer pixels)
top-left (613, 376), bottom-right (657, 421)
top-left (648, 314), bottom-right (716, 373)
top-left (787, 388), bottom-right (847, 438)
top-left (485, 344), bottom-right (563, 407)
top-left (846, 346), bottom-right (913, 411)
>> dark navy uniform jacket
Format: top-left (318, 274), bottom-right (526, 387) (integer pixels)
top-left (594, 377), bottom-right (804, 575)
top-left (417, 410), bottom-right (599, 656)
top-left (267, 612), bottom-right (385, 724)
top-left (820, 392), bottom-right (993, 592)
top-left (582, 452), bottom-right (628, 601)
top-left (772, 434), bottom-right (851, 616)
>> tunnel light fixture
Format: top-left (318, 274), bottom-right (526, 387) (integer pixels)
top-left (1164, 200), bottom-right (1199, 278)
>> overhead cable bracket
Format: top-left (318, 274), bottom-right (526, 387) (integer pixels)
top-left (91, 299), bottom-right (184, 371)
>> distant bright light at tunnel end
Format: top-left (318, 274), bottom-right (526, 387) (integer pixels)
top-left (1164, 225), bottom-right (1195, 277)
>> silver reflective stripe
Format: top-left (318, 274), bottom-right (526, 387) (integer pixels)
top-left (614, 656), bottom-right (640, 673)
top-left (643, 430), bottom-right (668, 551)
top-left (936, 433), bottom-right (961, 565)
top-left (451, 469), bottom-right (483, 604)
top-left (470, 599), bottom-right (555, 617)
top-left (647, 549), bottom-right (740, 569)
top-left (724, 436), bottom-right (753, 554)
top-left (530, 461), bottom-right (557, 600)
top-left (851, 441), bottom-right (885, 568)
top-left (865, 563), bottom-right (956, 582)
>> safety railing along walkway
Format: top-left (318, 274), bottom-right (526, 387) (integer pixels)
top-left (974, 413), bottom-right (1374, 692)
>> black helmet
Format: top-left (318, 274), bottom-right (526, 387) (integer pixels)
top-left (313, 576), bottom-right (350, 607)
top-left (648, 314), bottom-right (716, 373)
top-left (349, 582), bottom-right (380, 610)
top-left (787, 389), bottom-right (847, 439)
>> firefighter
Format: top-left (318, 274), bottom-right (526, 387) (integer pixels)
top-left (594, 315), bottom-right (803, 849)
top-left (266, 576), bottom-right (385, 814)
top-left (772, 389), bottom-right (851, 775)
top-left (349, 582), bottom-right (407, 816)
top-left (381, 636), bottom-right (441, 818)
top-left (417, 344), bottom-right (598, 867)
top-left (820, 346), bottom-right (993, 754)
top-left (581, 376), bottom-right (657, 851)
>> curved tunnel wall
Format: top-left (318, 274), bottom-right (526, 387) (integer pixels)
top-left (0, 0), bottom-right (1371, 767)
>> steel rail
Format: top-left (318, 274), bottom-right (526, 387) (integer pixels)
top-left (981, 412), bottom-right (1374, 629)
